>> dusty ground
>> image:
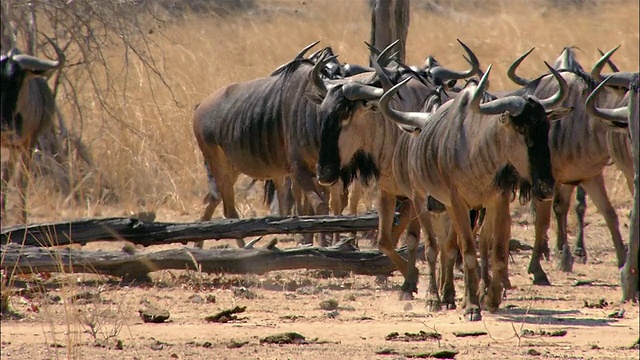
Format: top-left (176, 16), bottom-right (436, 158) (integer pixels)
top-left (1, 172), bottom-right (638, 360)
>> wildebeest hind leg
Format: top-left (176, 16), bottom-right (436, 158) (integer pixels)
top-left (446, 194), bottom-right (482, 322)
top-left (552, 184), bottom-right (574, 272)
top-left (529, 200), bottom-right (552, 285)
top-left (1, 151), bottom-right (18, 224)
top-left (580, 174), bottom-right (626, 267)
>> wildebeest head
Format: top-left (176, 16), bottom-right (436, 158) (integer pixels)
top-left (314, 40), bottom-right (481, 186)
top-left (380, 63), bottom-right (574, 202)
top-left (0, 40), bottom-right (63, 136)
top-left (315, 79), bottom-right (384, 186)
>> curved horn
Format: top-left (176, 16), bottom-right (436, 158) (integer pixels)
top-left (379, 77), bottom-right (430, 134)
top-left (586, 75), bottom-right (629, 122)
top-left (377, 39), bottom-right (400, 67)
top-left (597, 47), bottom-right (620, 72)
top-left (429, 39), bottom-right (479, 81)
top-left (44, 35), bottom-right (65, 69)
top-left (365, 41), bottom-right (381, 56)
top-left (295, 40), bottom-right (321, 59)
top-left (12, 53), bottom-right (61, 73)
top-left (592, 46), bottom-right (635, 88)
top-left (537, 62), bottom-right (569, 109)
top-left (507, 47), bottom-right (535, 86)
top-left (342, 83), bottom-right (384, 101)
top-left (470, 64), bottom-right (526, 116)
top-left (373, 52), bottom-right (394, 91)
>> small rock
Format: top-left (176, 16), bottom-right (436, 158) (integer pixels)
top-left (526, 349), bottom-right (541, 356)
top-left (326, 310), bottom-right (339, 318)
top-left (233, 287), bottom-right (257, 299)
top-left (170, 354), bottom-right (179, 359)
top-left (227, 339), bottom-right (248, 349)
top-left (319, 299), bottom-right (339, 311)
top-left (202, 342), bottom-right (213, 348)
top-left (115, 339), bottom-right (124, 350)
top-left (206, 295), bottom-right (216, 303)
top-left (346, 293), bottom-right (357, 301)
top-left (139, 308), bottom-right (170, 323)
top-left (608, 309), bottom-right (625, 319)
top-left (260, 332), bottom-right (306, 345)
top-left (188, 294), bottom-right (204, 304)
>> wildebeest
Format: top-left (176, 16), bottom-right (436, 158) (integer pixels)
top-left (311, 40), bottom-right (480, 306)
top-left (1, 38), bottom-right (64, 224)
top-left (586, 72), bottom-right (639, 302)
top-left (375, 63), bottom-right (569, 321)
top-left (313, 37), bottom-right (570, 320)
top-left (507, 47), bottom-right (628, 284)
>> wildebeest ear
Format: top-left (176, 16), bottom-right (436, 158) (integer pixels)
top-left (546, 106), bottom-right (573, 122)
top-left (305, 91), bottom-right (324, 105)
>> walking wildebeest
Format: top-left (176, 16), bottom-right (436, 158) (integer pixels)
top-left (1, 38), bottom-right (64, 224)
top-left (313, 36), bottom-right (571, 320)
top-left (507, 47), bottom-right (628, 284)
top-left (586, 72), bottom-right (639, 302)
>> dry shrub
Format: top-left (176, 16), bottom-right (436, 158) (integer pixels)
top-left (2, 0), bottom-right (637, 224)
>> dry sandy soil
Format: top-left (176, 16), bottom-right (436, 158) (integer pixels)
top-left (1, 171), bottom-right (638, 360)
top-left (1, 1), bottom-right (639, 359)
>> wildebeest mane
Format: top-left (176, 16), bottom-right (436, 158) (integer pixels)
top-left (339, 150), bottom-right (380, 189)
top-left (494, 164), bottom-right (533, 205)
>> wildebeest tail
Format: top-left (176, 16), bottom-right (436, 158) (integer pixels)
top-left (264, 180), bottom-right (277, 206)
top-left (202, 161), bottom-right (221, 203)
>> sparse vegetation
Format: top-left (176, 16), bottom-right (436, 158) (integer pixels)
top-left (1, 0), bottom-right (638, 359)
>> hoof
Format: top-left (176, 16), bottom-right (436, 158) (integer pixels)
top-left (557, 248), bottom-right (574, 272)
top-left (445, 302), bottom-right (457, 310)
top-left (465, 307), bottom-right (482, 322)
top-left (532, 273), bottom-right (551, 286)
top-left (426, 299), bottom-right (442, 312)
top-left (399, 292), bottom-right (415, 301)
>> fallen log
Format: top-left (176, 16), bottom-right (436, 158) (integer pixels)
top-left (1, 214), bottom-right (379, 248)
top-left (1, 243), bottom-right (423, 278)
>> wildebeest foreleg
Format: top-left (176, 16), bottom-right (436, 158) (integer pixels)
top-left (1, 150), bottom-right (18, 224)
top-left (573, 185), bottom-right (588, 263)
top-left (552, 184), bottom-right (575, 272)
top-left (17, 147), bottom-right (34, 224)
top-left (413, 194), bottom-right (441, 311)
top-left (439, 221), bottom-right (458, 310)
top-left (329, 183), bottom-right (347, 245)
top-left (621, 169), bottom-right (639, 302)
top-left (580, 174), bottom-right (626, 267)
top-left (483, 195), bottom-right (511, 312)
top-left (529, 199), bottom-right (552, 285)
top-left (377, 191), bottom-right (415, 299)
top-left (446, 193), bottom-right (481, 322)
top-left (293, 168), bottom-right (330, 246)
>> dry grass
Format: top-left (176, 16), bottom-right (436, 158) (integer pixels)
top-left (3, 0), bottom-right (638, 225)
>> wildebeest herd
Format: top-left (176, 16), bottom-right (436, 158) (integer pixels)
top-left (2, 37), bottom-right (638, 322)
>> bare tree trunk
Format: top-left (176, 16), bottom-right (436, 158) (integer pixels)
top-left (369, 0), bottom-right (410, 65)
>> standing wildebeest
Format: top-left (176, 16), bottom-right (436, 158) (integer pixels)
top-left (507, 47), bottom-right (628, 284)
top-left (312, 40), bottom-right (480, 305)
top-left (313, 39), bottom-right (570, 320)
top-left (1, 39), bottom-right (64, 224)
top-left (375, 64), bottom-right (569, 321)
top-left (193, 42), bottom-right (390, 248)
top-left (586, 73), bottom-right (639, 302)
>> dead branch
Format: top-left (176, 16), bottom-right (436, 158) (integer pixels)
top-left (1, 242), bottom-right (423, 278)
top-left (1, 214), bottom-right (380, 247)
